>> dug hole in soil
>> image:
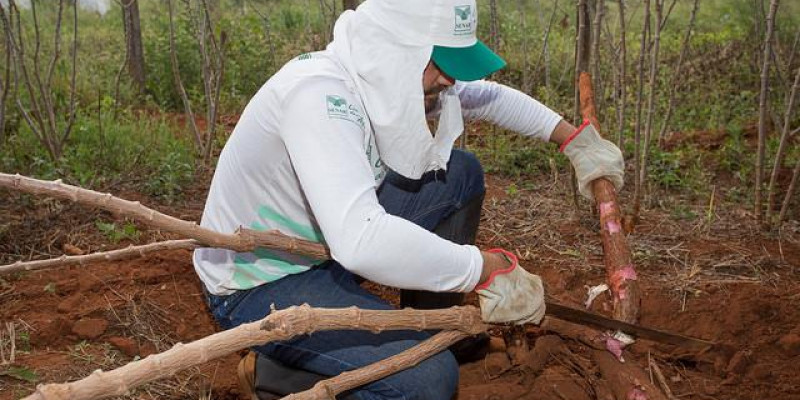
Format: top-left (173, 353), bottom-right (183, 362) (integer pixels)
top-left (1, 173), bottom-right (799, 400)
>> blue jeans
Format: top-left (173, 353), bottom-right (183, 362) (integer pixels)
top-left (207, 150), bottom-right (485, 399)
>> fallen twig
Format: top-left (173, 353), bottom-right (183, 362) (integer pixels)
top-left (0, 173), bottom-right (329, 259)
top-left (282, 330), bottom-right (468, 400)
top-left (649, 357), bottom-right (679, 400)
top-left (0, 239), bottom-right (201, 276)
top-left (23, 305), bottom-right (486, 400)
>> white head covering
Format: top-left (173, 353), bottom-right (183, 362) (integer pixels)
top-left (327, 0), bottom-right (480, 179)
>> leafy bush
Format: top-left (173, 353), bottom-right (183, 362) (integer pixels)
top-left (1, 108), bottom-right (195, 201)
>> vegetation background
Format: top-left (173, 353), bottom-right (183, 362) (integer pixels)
top-left (0, 0), bottom-right (798, 223)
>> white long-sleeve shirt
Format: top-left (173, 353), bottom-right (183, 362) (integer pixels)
top-left (193, 52), bottom-right (563, 295)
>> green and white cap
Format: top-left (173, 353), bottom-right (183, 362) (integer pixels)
top-left (430, 2), bottom-right (506, 81)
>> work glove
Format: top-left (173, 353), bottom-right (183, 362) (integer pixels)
top-left (475, 249), bottom-right (546, 325)
top-left (560, 120), bottom-right (625, 201)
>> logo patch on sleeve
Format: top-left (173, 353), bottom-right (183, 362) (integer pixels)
top-left (326, 94), bottom-right (365, 130)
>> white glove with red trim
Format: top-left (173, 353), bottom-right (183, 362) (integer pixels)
top-left (475, 249), bottom-right (546, 325)
top-left (560, 120), bottom-right (625, 201)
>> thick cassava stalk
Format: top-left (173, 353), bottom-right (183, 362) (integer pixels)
top-left (631, 0), bottom-right (651, 223)
top-left (0, 239), bottom-right (201, 276)
top-left (580, 72), bottom-right (640, 324)
top-left (0, 173), bottom-right (330, 259)
top-left (657, 0), bottom-right (699, 148)
top-left (580, 73), bottom-right (650, 400)
top-left (283, 330), bottom-right (468, 400)
top-left (755, 0), bottom-right (780, 223)
top-left (766, 64), bottom-right (800, 222)
top-left (23, 305), bottom-right (486, 400)
top-left (637, 0), bottom-right (664, 215)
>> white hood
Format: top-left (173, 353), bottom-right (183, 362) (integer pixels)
top-left (327, 0), bottom-right (480, 179)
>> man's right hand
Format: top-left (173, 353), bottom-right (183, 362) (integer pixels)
top-left (476, 249), bottom-right (546, 325)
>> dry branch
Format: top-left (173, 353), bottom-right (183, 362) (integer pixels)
top-left (755, 0), bottom-right (780, 223)
top-left (638, 0), bottom-right (665, 222)
top-left (779, 149), bottom-right (800, 222)
top-left (282, 330), bottom-right (468, 400)
top-left (167, 0), bottom-right (203, 154)
top-left (767, 64), bottom-right (800, 222)
top-left (615, 0), bottom-right (627, 149)
top-left (0, 239), bottom-right (201, 276)
top-left (657, 0), bottom-right (699, 148)
top-left (0, 0), bottom-right (78, 161)
top-left (0, 173), bottom-right (329, 259)
top-left (632, 0), bottom-right (650, 221)
top-left (24, 305), bottom-right (486, 400)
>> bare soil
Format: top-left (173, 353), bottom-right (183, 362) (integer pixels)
top-left (1, 167), bottom-right (799, 399)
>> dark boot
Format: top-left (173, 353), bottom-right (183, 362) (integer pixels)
top-left (239, 351), bottom-right (358, 400)
top-left (400, 192), bottom-right (490, 364)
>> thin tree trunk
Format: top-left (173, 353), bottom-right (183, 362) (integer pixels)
top-left (637, 0), bottom-right (664, 214)
top-left (251, 4), bottom-right (276, 70)
top-left (631, 0), bottom-right (650, 221)
top-left (570, 0), bottom-right (591, 210)
top-left (112, 24), bottom-right (130, 118)
top-left (166, 0), bottom-right (203, 154)
top-left (766, 63), bottom-right (800, 222)
top-left (318, 0), bottom-right (331, 46)
top-left (342, 0), bottom-right (358, 11)
top-left (657, 0), bottom-right (699, 148)
top-left (518, 0), bottom-right (531, 93)
top-left (591, 0), bottom-right (604, 122)
top-left (575, 0), bottom-right (591, 122)
top-left (489, 0), bottom-right (500, 53)
top-left (778, 147), bottom-right (800, 223)
top-left (0, 20), bottom-right (9, 144)
top-left (0, 0), bottom-right (77, 161)
top-left (616, 0), bottom-right (627, 149)
top-left (534, 0), bottom-right (558, 91)
top-left (121, 0), bottom-right (145, 97)
top-left (755, 0), bottom-right (779, 223)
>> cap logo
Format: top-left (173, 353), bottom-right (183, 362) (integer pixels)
top-left (453, 5), bottom-right (475, 36)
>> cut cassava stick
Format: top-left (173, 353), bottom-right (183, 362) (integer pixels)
top-left (282, 330), bottom-right (468, 400)
top-left (23, 305), bottom-right (486, 400)
top-left (0, 173), bottom-right (329, 259)
top-left (581, 71), bottom-right (656, 400)
top-left (579, 72), bottom-right (641, 325)
top-left (0, 239), bottom-right (201, 276)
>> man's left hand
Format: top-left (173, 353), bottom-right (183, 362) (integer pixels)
top-left (559, 122), bottom-right (624, 200)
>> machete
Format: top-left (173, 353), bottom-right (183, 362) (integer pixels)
top-left (544, 300), bottom-right (715, 350)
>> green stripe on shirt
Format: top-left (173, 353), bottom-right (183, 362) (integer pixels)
top-left (257, 204), bottom-right (324, 242)
top-left (232, 255), bottom-right (285, 288)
